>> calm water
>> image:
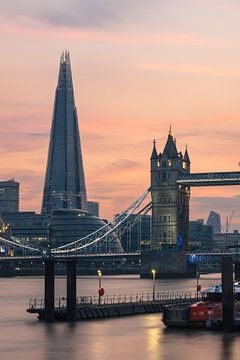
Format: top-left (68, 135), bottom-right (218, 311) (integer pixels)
top-left (0, 274), bottom-right (240, 360)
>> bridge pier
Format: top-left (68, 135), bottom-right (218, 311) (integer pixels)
top-left (67, 259), bottom-right (77, 322)
top-left (44, 259), bottom-right (55, 322)
top-left (235, 262), bottom-right (240, 282)
top-left (221, 256), bottom-right (233, 332)
top-left (44, 258), bottom-right (77, 322)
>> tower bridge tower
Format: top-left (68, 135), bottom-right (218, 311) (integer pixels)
top-left (151, 129), bottom-right (190, 251)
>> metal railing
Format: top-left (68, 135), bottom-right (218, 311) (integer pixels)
top-left (28, 291), bottom-right (206, 310)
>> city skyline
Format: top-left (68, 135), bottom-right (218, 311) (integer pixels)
top-left (1, 0), bottom-right (240, 227)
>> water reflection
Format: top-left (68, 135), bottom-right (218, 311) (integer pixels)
top-left (1, 275), bottom-right (240, 360)
top-left (145, 316), bottom-right (162, 360)
top-left (43, 323), bottom-right (77, 360)
top-left (221, 333), bottom-right (235, 360)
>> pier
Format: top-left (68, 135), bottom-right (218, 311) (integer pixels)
top-left (27, 291), bottom-right (204, 321)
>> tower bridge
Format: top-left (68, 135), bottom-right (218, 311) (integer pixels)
top-left (0, 52), bottom-right (239, 277)
top-left (150, 129), bottom-right (240, 252)
top-left (0, 127), bottom-right (239, 278)
top-left (177, 171), bottom-right (240, 187)
top-left (145, 128), bottom-right (240, 277)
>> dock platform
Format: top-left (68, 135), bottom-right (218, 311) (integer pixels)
top-left (27, 291), bottom-right (204, 321)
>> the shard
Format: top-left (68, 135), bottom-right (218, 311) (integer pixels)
top-left (41, 51), bottom-right (88, 214)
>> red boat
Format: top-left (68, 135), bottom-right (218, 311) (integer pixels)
top-left (163, 283), bottom-right (240, 329)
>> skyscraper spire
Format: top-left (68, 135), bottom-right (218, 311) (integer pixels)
top-left (151, 139), bottom-right (158, 159)
top-left (184, 144), bottom-right (190, 164)
top-left (41, 51), bottom-right (88, 214)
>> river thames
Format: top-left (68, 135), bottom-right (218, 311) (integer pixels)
top-left (0, 274), bottom-right (239, 360)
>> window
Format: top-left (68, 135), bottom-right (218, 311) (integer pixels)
top-left (168, 215), bottom-right (171, 222)
top-left (163, 216), bottom-right (167, 222)
top-left (161, 172), bottom-right (167, 181)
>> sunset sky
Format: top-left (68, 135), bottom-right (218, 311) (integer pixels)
top-left (1, 0), bottom-right (240, 230)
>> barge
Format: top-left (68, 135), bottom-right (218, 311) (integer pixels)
top-left (162, 283), bottom-right (240, 330)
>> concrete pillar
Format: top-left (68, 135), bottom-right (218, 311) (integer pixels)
top-left (221, 256), bottom-right (233, 332)
top-left (235, 262), bottom-right (240, 282)
top-left (44, 259), bottom-right (55, 322)
top-left (67, 259), bottom-right (77, 322)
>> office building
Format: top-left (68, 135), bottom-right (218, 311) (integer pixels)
top-left (42, 51), bottom-right (87, 214)
top-left (0, 180), bottom-right (19, 213)
top-left (87, 201), bottom-right (99, 217)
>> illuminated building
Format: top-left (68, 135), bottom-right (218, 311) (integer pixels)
top-left (151, 130), bottom-right (190, 250)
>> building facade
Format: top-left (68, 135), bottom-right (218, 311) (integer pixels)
top-left (206, 211), bottom-right (221, 234)
top-left (1, 212), bottom-right (49, 247)
top-left (151, 130), bottom-right (190, 251)
top-left (116, 214), bottom-right (151, 252)
top-left (42, 51), bottom-right (88, 214)
top-left (0, 180), bottom-right (19, 213)
top-left (189, 220), bottom-right (213, 250)
top-left (87, 201), bottom-right (99, 217)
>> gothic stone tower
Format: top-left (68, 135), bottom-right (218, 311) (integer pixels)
top-left (151, 129), bottom-right (190, 251)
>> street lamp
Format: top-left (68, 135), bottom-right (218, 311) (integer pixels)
top-left (196, 268), bottom-right (201, 298)
top-left (98, 269), bottom-right (102, 305)
top-left (151, 269), bottom-right (156, 301)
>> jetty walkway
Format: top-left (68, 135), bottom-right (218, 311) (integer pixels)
top-left (27, 291), bottom-right (206, 321)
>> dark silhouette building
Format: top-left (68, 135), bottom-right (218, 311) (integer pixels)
top-left (87, 201), bottom-right (99, 217)
top-left (189, 220), bottom-right (213, 250)
top-left (1, 212), bottom-right (48, 246)
top-left (116, 214), bottom-right (151, 252)
top-left (206, 211), bottom-right (221, 234)
top-left (42, 51), bottom-right (87, 214)
top-left (0, 180), bottom-right (19, 213)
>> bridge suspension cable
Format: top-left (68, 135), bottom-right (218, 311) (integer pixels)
top-left (52, 188), bottom-right (151, 254)
top-left (0, 237), bottom-right (41, 253)
top-left (116, 201), bottom-right (152, 242)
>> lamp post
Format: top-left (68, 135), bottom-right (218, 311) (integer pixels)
top-left (98, 269), bottom-right (102, 305)
top-left (47, 224), bottom-right (52, 258)
top-left (196, 268), bottom-right (200, 298)
top-left (151, 269), bottom-right (156, 301)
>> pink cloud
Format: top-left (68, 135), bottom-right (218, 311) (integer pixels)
top-left (0, 19), bottom-right (229, 47)
top-left (138, 63), bottom-right (240, 77)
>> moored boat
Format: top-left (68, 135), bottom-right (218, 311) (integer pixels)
top-left (163, 282), bottom-right (240, 329)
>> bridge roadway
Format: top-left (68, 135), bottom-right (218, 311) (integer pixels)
top-left (1, 250), bottom-right (240, 262)
top-left (177, 171), bottom-right (240, 187)
top-left (0, 252), bottom-right (141, 262)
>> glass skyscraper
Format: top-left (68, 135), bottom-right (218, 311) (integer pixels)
top-left (41, 51), bottom-right (88, 214)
